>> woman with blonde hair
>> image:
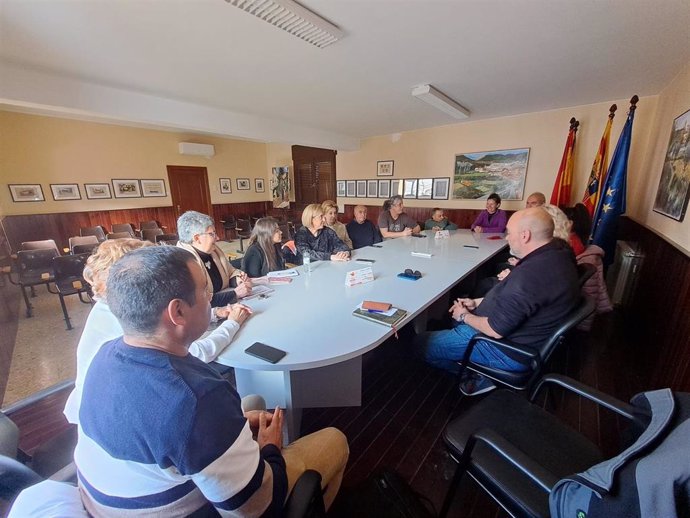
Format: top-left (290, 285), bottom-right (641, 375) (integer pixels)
top-left (241, 217), bottom-right (286, 277)
top-left (294, 203), bottom-right (350, 261)
top-left (540, 204), bottom-right (572, 243)
top-left (63, 238), bottom-right (252, 425)
top-left (321, 200), bottom-right (353, 249)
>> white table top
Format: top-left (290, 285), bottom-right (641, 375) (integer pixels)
top-left (214, 229), bottom-right (507, 372)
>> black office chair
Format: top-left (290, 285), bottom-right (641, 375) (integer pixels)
top-left (111, 223), bottom-right (136, 238)
top-left (72, 243), bottom-right (99, 255)
top-left (155, 233), bottom-right (179, 245)
top-left (53, 254), bottom-right (93, 330)
top-left (457, 295), bottom-right (596, 393)
top-left (222, 215), bottom-right (237, 240)
top-left (278, 222), bottom-right (291, 242)
top-left (68, 236), bottom-right (98, 254)
top-left (439, 374), bottom-right (651, 518)
top-left (80, 226), bottom-right (106, 243)
top-left (576, 263), bottom-right (597, 288)
top-left (20, 240), bottom-right (60, 254)
top-left (235, 218), bottom-right (252, 252)
top-left (106, 231), bottom-right (133, 240)
top-left (15, 249), bottom-right (60, 317)
top-left (141, 228), bottom-right (164, 242)
top-left (139, 220), bottom-right (160, 231)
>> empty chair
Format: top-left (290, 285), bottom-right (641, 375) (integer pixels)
top-left (106, 231), bottom-right (133, 240)
top-left (250, 215), bottom-right (261, 228)
top-left (53, 254), bottom-right (93, 330)
top-left (235, 218), bottom-right (252, 252)
top-left (111, 223), bottom-right (136, 237)
top-left (20, 239), bottom-right (60, 254)
top-left (68, 236), bottom-right (98, 254)
top-left (15, 249), bottom-right (60, 317)
top-left (141, 228), bottom-right (164, 242)
top-left (155, 233), bottom-right (179, 245)
top-left (139, 220), bottom-right (160, 231)
top-left (222, 215), bottom-right (237, 240)
top-left (72, 243), bottom-right (99, 255)
top-left (80, 226), bottom-right (106, 243)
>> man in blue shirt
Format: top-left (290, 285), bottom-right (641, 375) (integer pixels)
top-left (346, 205), bottom-right (383, 249)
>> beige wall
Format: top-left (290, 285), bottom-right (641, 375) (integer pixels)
top-left (0, 112), bottom-right (271, 215)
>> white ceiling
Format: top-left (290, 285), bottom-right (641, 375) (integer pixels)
top-left (1, 0), bottom-right (689, 150)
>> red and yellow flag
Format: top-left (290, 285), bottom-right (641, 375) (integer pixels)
top-left (582, 105), bottom-right (616, 216)
top-left (550, 118), bottom-right (579, 207)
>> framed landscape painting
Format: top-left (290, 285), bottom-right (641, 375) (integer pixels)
top-left (653, 108), bottom-right (690, 222)
top-left (141, 179), bottom-right (167, 197)
top-left (112, 179), bottom-right (141, 198)
top-left (85, 183), bottom-right (111, 199)
top-left (50, 183), bottom-right (81, 201)
top-left (9, 184), bottom-right (44, 202)
top-left (452, 148), bottom-right (529, 200)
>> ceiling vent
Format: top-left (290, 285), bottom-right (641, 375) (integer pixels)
top-left (179, 142), bottom-right (215, 157)
top-left (225, 0), bottom-right (343, 49)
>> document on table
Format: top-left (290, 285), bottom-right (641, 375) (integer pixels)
top-left (267, 269), bottom-right (299, 278)
top-left (243, 284), bottom-right (275, 300)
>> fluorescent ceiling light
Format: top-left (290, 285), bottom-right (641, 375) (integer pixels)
top-left (412, 84), bottom-right (470, 120)
top-left (225, 0), bottom-right (343, 49)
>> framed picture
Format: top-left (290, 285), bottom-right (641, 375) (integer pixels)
top-left (653, 108), bottom-right (690, 222)
top-left (378, 179), bottom-right (391, 199)
top-left (84, 183), bottom-right (111, 199)
top-left (50, 183), bottom-right (81, 201)
top-left (403, 178), bottom-right (418, 199)
top-left (432, 177), bottom-right (450, 200)
top-left (112, 179), bottom-right (141, 198)
top-left (377, 160), bottom-right (394, 177)
top-left (141, 179), bottom-right (167, 197)
top-left (236, 178), bottom-right (250, 190)
top-left (391, 179), bottom-right (402, 197)
top-left (255, 178), bottom-right (265, 192)
top-left (271, 166), bottom-right (290, 208)
top-left (367, 180), bottom-right (378, 198)
top-left (336, 180), bottom-right (346, 197)
top-left (346, 180), bottom-right (356, 197)
top-left (356, 180), bottom-right (367, 197)
top-left (8, 184), bottom-right (44, 202)
top-left (219, 178), bottom-right (232, 194)
top-left (453, 148), bottom-right (530, 200)
top-left (417, 178), bottom-right (433, 200)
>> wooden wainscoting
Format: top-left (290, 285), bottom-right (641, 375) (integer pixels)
top-left (618, 217), bottom-right (690, 391)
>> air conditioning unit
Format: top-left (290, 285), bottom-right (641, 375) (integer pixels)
top-left (178, 142), bottom-right (215, 157)
top-left (606, 241), bottom-right (644, 307)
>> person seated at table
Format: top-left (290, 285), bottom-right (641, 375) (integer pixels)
top-left (378, 195), bottom-right (421, 238)
top-left (294, 203), bottom-right (350, 261)
top-left (74, 246), bottom-right (349, 516)
top-left (63, 238), bottom-right (252, 425)
top-left (525, 191), bottom-right (546, 208)
top-left (414, 208), bottom-right (579, 396)
top-left (346, 204), bottom-right (382, 249)
top-left (241, 217), bottom-right (287, 277)
top-left (471, 192), bottom-right (507, 233)
top-left (562, 203), bottom-right (591, 256)
top-left (177, 210), bottom-right (252, 306)
top-left (424, 207), bottom-right (458, 231)
top-left (322, 199), bottom-right (353, 249)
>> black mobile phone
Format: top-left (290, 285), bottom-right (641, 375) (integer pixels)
top-left (371, 244), bottom-right (383, 248)
top-left (245, 342), bottom-right (287, 364)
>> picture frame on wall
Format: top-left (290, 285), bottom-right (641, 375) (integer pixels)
top-left (112, 179), bottom-right (141, 198)
top-left (219, 178), bottom-right (232, 194)
top-left (336, 180), bottom-right (346, 197)
top-left (9, 184), bottom-right (44, 202)
top-left (432, 177), bottom-right (450, 200)
top-left (453, 148), bottom-right (529, 200)
top-left (346, 180), bottom-right (356, 197)
top-left (367, 180), bottom-right (378, 198)
top-left (356, 180), bottom-right (367, 198)
top-left (378, 179), bottom-right (391, 199)
top-left (653, 108), bottom-right (690, 222)
top-left (50, 183), bottom-right (81, 201)
top-left (84, 183), bottom-right (112, 199)
top-left (377, 160), bottom-right (394, 177)
top-left (403, 179), bottom-right (418, 199)
top-left (255, 178), bottom-right (265, 192)
top-left (391, 179), bottom-right (402, 197)
top-left (236, 178), bottom-right (250, 190)
top-left (417, 178), bottom-right (433, 200)
top-left (141, 179), bottom-right (167, 197)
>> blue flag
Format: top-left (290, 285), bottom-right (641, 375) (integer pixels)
top-left (591, 101), bottom-right (637, 267)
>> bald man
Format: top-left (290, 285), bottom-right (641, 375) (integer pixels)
top-left (346, 205), bottom-right (383, 249)
top-left (414, 208), bottom-right (580, 395)
top-left (525, 191), bottom-right (546, 208)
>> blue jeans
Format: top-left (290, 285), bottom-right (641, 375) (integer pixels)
top-left (414, 322), bottom-right (526, 374)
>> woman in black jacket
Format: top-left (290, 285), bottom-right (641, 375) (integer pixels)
top-left (241, 217), bottom-right (286, 277)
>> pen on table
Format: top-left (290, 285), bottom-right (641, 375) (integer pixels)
top-left (367, 309), bottom-right (384, 313)
top-left (371, 245), bottom-right (383, 248)
top-left (464, 244), bottom-right (479, 249)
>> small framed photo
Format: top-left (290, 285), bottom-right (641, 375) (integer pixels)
top-left (367, 179), bottom-right (378, 198)
top-left (219, 178), bottom-right (232, 194)
top-left (112, 179), bottom-right (141, 198)
top-left (255, 178), bottom-right (265, 192)
top-left (141, 179), bottom-right (167, 197)
top-left (84, 183), bottom-right (111, 199)
top-left (237, 178), bottom-right (250, 190)
top-left (378, 179), bottom-right (391, 198)
top-left (432, 177), bottom-right (450, 200)
top-left (391, 179), bottom-right (402, 197)
top-left (356, 180), bottom-right (367, 198)
top-left (336, 180), bottom-right (346, 197)
top-left (8, 184), bottom-right (44, 202)
top-left (403, 179), bottom-right (418, 199)
top-left (346, 180), bottom-right (356, 197)
top-left (417, 178), bottom-right (433, 200)
top-left (50, 183), bottom-right (81, 201)
top-left (377, 160), bottom-right (394, 177)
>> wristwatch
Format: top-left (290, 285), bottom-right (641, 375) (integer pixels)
top-left (459, 312), bottom-right (467, 324)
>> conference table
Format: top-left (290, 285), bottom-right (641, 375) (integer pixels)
top-left (215, 229), bottom-right (507, 440)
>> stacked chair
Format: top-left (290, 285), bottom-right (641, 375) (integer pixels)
top-left (52, 253), bottom-right (93, 330)
top-left (79, 226), bottom-right (106, 243)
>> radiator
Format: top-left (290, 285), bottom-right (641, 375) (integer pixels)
top-left (606, 241), bottom-right (644, 307)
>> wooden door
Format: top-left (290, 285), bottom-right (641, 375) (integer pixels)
top-left (292, 146), bottom-right (336, 210)
top-left (167, 166), bottom-right (212, 222)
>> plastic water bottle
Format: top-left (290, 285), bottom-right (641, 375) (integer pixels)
top-left (303, 250), bottom-right (311, 273)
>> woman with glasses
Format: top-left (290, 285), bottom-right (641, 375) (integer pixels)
top-left (177, 210), bottom-right (252, 306)
top-left (241, 217), bottom-right (287, 277)
top-left (294, 204), bottom-right (350, 261)
top-left (378, 195), bottom-right (420, 238)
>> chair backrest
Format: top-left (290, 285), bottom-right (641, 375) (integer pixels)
top-left (576, 263), bottom-right (597, 288)
top-left (72, 243), bottom-right (99, 255)
top-left (20, 240), bottom-right (60, 254)
top-left (139, 220), bottom-right (160, 231)
top-left (222, 215), bottom-right (237, 229)
top-left (236, 219), bottom-right (252, 236)
top-left (106, 231), bottom-right (133, 240)
top-left (538, 295), bottom-right (596, 365)
top-left (80, 226), bottom-right (106, 242)
top-left (0, 414), bottom-right (19, 459)
top-left (68, 236), bottom-right (98, 253)
top-left (278, 223), bottom-right (291, 241)
top-left (53, 254), bottom-right (90, 294)
top-left (111, 223), bottom-right (135, 237)
top-left (155, 233), bottom-right (179, 245)
top-left (142, 228), bottom-right (164, 242)
top-left (17, 249), bottom-right (59, 274)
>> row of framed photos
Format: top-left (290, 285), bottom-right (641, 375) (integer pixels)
top-left (336, 177), bottom-right (450, 200)
top-left (219, 177), bottom-right (265, 194)
top-left (8, 179), bottom-right (167, 202)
